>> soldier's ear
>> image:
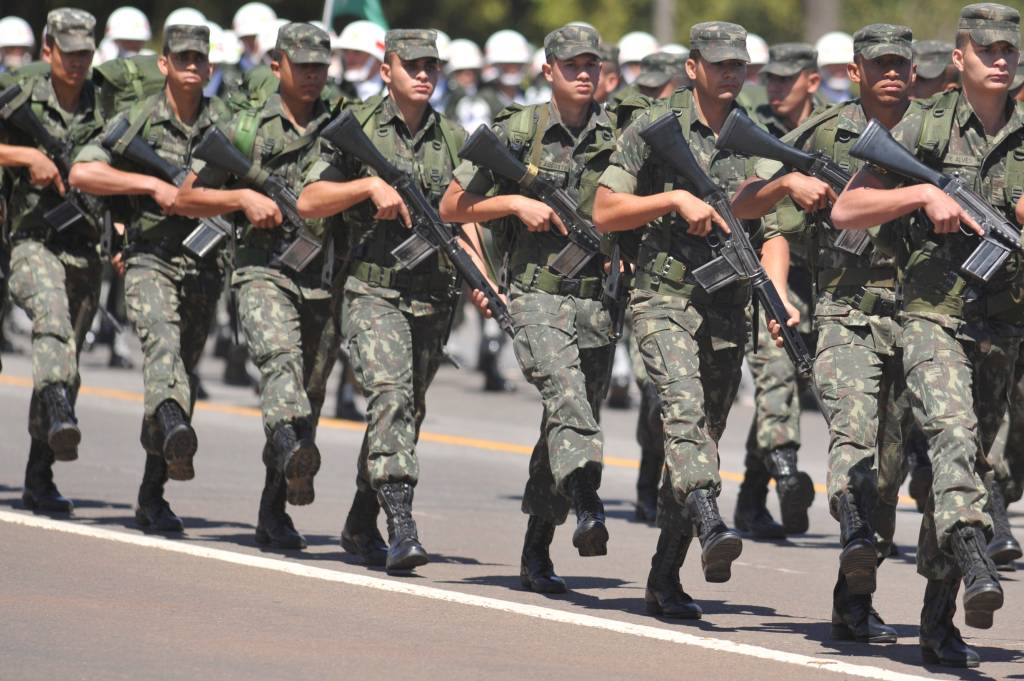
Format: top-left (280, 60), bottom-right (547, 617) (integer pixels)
top-left (542, 60), bottom-right (554, 85)
top-left (847, 60), bottom-right (861, 85)
top-left (805, 70), bottom-right (821, 94)
top-left (157, 54), bottom-right (170, 78)
top-left (951, 48), bottom-right (966, 73)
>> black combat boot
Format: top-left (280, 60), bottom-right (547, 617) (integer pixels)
top-left (270, 421), bottom-right (320, 506)
top-left (566, 466), bottom-right (608, 557)
top-left (765, 447), bottom-right (815, 535)
top-left (950, 524), bottom-right (1003, 629)
top-left (984, 479), bottom-right (1022, 570)
top-left (255, 467), bottom-right (306, 550)
top-left (520, 515), bottom-right (567, 594)
top-left (378, 482), bottom-right (429, 573)
top-left (135, 454), bottom-right (184, 533)
top-left (919, 578), bottom-right (979, 668)
top-left (22, 439), bottom-right (73, 514)
top-left (340, 487), bottom-right (388, 566)
top-left (734, 468), bottom-right (786, 540)
top-left (831, 572), bottom-right (896, 643)
top-left (635, 449), bottom-right (661, 523)
top-left (645, 529), bottom-right (702, 619)
top-left (836, 491), bottom-right (877, 595)
top-left (40, 383), bottom-right (80, 461)
top-left (155, 400), bottom-right (197, 481)
top-left (686, 488), bottom-right (742, 583)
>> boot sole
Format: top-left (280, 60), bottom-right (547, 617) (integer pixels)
top-left (840, 541), bottom-right (877, 595)
top-left (49, 424), bottom-right (81, 462)
top-left (778, 472), bottom-right (814, 535)
top-left (284, 444), bottom-right (320, 506)
top-left (386, 545), bottom-right (429, 573)
top-left (702, 532), bottom-right (743, 583)
top-left (963, 584), bottom-right (1003, 630)
top-left (830, 623), bottom-right (897, 644)
top-left (921, 646), bottom-right (980, 668)
top-left (573, 520), bottom-right (609, 557)
top-left (340, 533), bottom-right (388, 567)
top-left (987, 540), bottom-right (1023, 565)
top-left (163, 425), bottom-right (197, 481)
top-left (254, 526), bottom-right (307, 550)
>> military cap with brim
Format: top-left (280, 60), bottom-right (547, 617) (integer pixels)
top-left (276, 22), bottom-right (331, 64)
top-left (690, 22), bottom-right (749, 63)
top-left (544, 25), bottom-right (601, 62)
top-left (760, 43), bottom-right (817, 77)
top-left (959, 3), bottom-right (1020, 48)
top-left (635, 52), bottom-right (678, 88)
top-left (165, 24), bottom-right (210, 55)
top-left (912, 40), bottom-right (953, 80)
top-left (386, 29), bottom-right (439, 60)
top-left (853, 23), bottom-right (913, 60)
top-left (47, 8), bottom-right (96, 52)
top-left (600, 42), bottom-right (620, 67)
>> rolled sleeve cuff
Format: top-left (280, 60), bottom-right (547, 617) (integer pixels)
top-left (597, 165), bottom-right (637, 194)
top-left (72, 144), bottom-right (112, 165)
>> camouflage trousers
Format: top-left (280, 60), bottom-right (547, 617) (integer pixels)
top-left (343, 284), bottom-right (451, 490)
top-left (902, 316), bottom-right (1005, 578)
top-left (631, 289), bottom-right (746, 532)
top-left (815, 318), bottom-right (910, 552)
top-left (235, 267), bottom-right (338, 451)
top-left (511, 290), bottom-right (614, 524)
top-left (125, 253), bottom-right (223, 456)
top-left (988, 344), bottom-right (1024, 503)
top-left (7, 239), bottom-right (100, 442)
top-left (629, 327), bottom-right (666, 499)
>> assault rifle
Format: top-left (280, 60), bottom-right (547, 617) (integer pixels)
top-left (640, 112), bottom-right (813, 378)
top-left (101, 117), bottom-right (234, 259)
top-left (715, 108), bottom-right (869, 255)
top-left (850, 119), bottom-right (1024, 284)
top-left (457, 123), bottom-right (604, 277)
top-left (192, 126), bottom-right (321, 273)
top-left (320, 110), bottom-right (513, 338)
top-left (0, 84), bottom-right (107, 235)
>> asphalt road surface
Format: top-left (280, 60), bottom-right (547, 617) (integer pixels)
top-left (0, 329), bottom-right (1021, 681)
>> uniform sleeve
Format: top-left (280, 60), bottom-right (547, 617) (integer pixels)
top-left (598, 114), bottom-right (649, 195)
top-left (71, 112), bottom-right (127, 165)
top-left (860, 108), bottom-right (924, 189)
top-left (452, 119), bottom-right (509, 195)
top-left (753, 157), bottom-right (784, 180)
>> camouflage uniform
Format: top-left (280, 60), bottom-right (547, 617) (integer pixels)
top-left (454, 40), bottom-right (616, 524)
top-left (2, 11), bottom-right (103, 457)
top-left (989, 354), bottom-right (1024, 503)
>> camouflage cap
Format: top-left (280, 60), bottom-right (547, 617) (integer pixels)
top-left (690, 21), bottom-right (749, 63)
top-left (544, 24), bottom-right (601, 62)
top-left (853, 23), bottom-right (913, 60)
top-left (276, 22), bottom-right (331, 65)
top-left (912, 40), bottom-right (953, 79)
top-left (385, 29), bottom-right (439, 60)
top-left (46, 8), bottom-right (96, 52)
top-left (600, 42), bottom-right (620, 68)
top-left (635, 51), bottom-right (682, 88)
top-left (760, 43), bottom-right (817, 77)
top-left (1012, 52), bottom-right (1024, 90)
top-left (164, 24), bottom-right (210, 55)
top-left (958, 3), bottom-right (1020, 48)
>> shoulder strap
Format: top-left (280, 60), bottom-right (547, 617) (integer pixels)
top-left (111, 94), bottom-right (161, 156)
top-left (916, 89), bottom-right (959, 162)
top-left (232, 109), bottom-right (261, 159)
top-left (505, 105), bottom-right (535, 156)
top-left (436, 115), bottom-right (463, 167)
top-left (355, 94), bottom-right (386, 128)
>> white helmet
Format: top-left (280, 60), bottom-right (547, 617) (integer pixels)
top-left (617, 31), bottom-right (658, 64)
top-left (485, 29), bottom-right (530, 65)
top-left (816, 31), bottom-right (854, 67)
top-left (529, 47), bottom-right (547, 78)
top-left (205, 21), bottom-right (225, 63)
top-left (257, 18), bottom-right (289, 59)
top-left (0, 16), bottom-right (35, 49)
top-left (660, 42), bottom-right (689, 57)
top-left (218, 29), bottom-right (243, 64)
top-left (746, 33), bottom-right (769, 65)
top-left (433, 29), bottom-right (451, 63)
top-left (106, 7), bottom-right (151, 42)
top-left (446, 38), bottom-right (483, 72)
top-left (164, 8), bottom-right (206, 32)
top-left (337, 20), bottom-right (386, 62)
top-left (232, 2), bottom-right (276, 38)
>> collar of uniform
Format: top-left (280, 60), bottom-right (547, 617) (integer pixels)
top-left (954, 87), bottom-right (1019, 133)
top-left (151, 89), bottom-right (216, 133)
top-left (378, 93), bottom-right (439, 139)
top-left (837, 100), bottom-right (868, 133)
top-left (544, 99), bottom-right (608, 139)
top-left (37, 73), bottom-right (95, 123)
top-left (262, 91), bottom-right (330, 129)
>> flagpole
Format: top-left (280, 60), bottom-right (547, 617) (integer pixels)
top-left (322, 0), bottom-right (332, 27)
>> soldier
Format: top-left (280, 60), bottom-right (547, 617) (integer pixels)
top-left (593, 43), bottom-right (620, 107)
top-left (910, 40), bottom-right (958, 100)
top-left (754, 44), bottom-right (824, 136)
top-left (298, 29), bottom-right (463, 574)
top-left (591, 21), bottom-right (757, 618)
top-left (633, 52), bottom-right (687, 100)
top-left (176, 22), bottom-right (339, 550)
top-left (440, 24), bottom-right (616, 593)
top-left (735, 23), bottom-right (920, 644)
top-left (69, 24), bottom-right (230, 532)
top-left (0, 8), bottom-right (104, 514)
top-left (832, 4), bottom-right (1020, 667)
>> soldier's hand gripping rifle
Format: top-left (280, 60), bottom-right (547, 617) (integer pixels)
top-left (640, 112), bottom-right (814, 379)
top-left (191, 126), bottom-right (321, 273)
top-left (850, 119), bottom-right (1024, 284)
top-left (457, 123), bottom-right (604, 277)
top-left (101, 118), bottom-right (235, 259)
top-left (715, 108), bottom-right (869, 256)
top-left (0, 84), bottom-right (107, 235)
top-left (320, 110), bottom-right (514, 338)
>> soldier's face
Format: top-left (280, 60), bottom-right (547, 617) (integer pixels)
top-left (382, 55), bottom-right (440, 103)
top-left (850, 55), bottom-right (913, 105)
top-left (686, 57), bottom-right (746, 102)
top-left (764, 70), bottom-right (820, 117)
top-left (273, 54), bottom-right (329, 103)
top-left (595, 62), bottom-right (620, 104)
top-left (543, 54), bottom-right (600, 105)
top-left (159, 50), bottom-right (211, 92)
top-left (955, 39), bottom-right (1019, 95)
top-left (44, 43), bottom-right (92, 88)
top-left (451, 69), bottom-right (479, 89)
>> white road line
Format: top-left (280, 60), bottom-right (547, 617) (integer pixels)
top-left (0, 509), bottom-right (932, 681)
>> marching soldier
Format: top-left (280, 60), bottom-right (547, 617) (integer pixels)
top-left (70, 24), bottom-right (231, 532)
